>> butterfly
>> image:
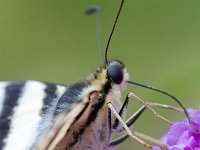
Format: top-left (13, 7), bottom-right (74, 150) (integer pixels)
top-left (0, 0), bottom-right (190, 150)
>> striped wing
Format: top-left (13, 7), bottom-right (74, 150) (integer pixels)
top-left (37, 97), bottom-right (90, 150)
top-left (0, 81), bottom-right (66, 150)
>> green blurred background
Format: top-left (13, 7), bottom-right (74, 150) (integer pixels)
top-left (0, 0), bottom-right (200, 149)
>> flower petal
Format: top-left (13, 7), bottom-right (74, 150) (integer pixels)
top-left (152, 108), bottom-right (200, 150)
top-left (167, 122), bottom-right (189, 145)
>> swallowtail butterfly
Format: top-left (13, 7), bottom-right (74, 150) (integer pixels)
top-left (0, 0), bottom-right (190, 150)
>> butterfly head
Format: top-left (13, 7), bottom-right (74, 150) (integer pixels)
top-left (106, 60), bottom-right (129, 90)
top-left (88, 60), bottom-right (129, 93)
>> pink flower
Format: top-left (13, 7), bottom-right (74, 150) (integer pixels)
top-left (152, 108), bottom-right (200, 150)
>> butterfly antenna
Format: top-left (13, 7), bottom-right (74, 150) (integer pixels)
top-left (105, 0), bottom-right (124, 64)
top-left (127, 80), bottom-right (191, 124)
top-left (86, 6), bottom-right (105, 63)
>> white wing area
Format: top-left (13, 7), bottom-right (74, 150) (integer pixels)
top-left (0, 83), bottom-right (7, 115)
top-left (3, 81), bottom-right (46, 150)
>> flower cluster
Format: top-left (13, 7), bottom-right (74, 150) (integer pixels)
top-left (153, 108), bottom-right (200, 150)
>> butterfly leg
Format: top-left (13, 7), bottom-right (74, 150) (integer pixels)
top-left (144, 102), bottom-right (183, 112)
top-left (109, 134), bottom-right (129, 148)
top-left (113, 104), bottom-right (147, 132)
top-left (112, 92), bottom-right (132, 130)
top-left (108, 91), bottom-right (185, 149)
top-left (113, 91), bottom-right (175, 132)
top-left (107, 103), bottom-right (168, 149)
top-left (112, 92), bottom-right (153, 131)
top-left (109, 130), bottom-right (168, 149)
top-left (109, 105), bottom-right (147, 148)
top-left (127, 92), bottom-right (179, 125)
top-left (125, 93), bottom-right (184, 128)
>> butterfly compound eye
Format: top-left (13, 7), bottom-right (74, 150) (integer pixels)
top-left (107, 65), bottom-right (123, 84)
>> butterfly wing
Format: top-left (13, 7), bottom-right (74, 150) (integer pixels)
top-left (0, 80), bottom-right (66, 150)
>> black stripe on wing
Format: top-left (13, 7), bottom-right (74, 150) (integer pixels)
top-left (0, 82), bottom-right (25, 149)
top-left (41, 83), bottom-right (57, 114)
